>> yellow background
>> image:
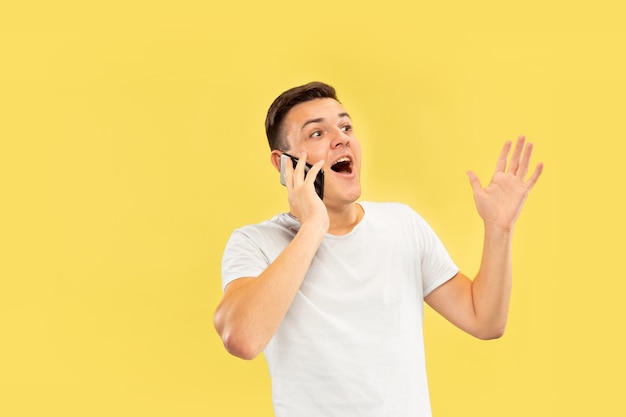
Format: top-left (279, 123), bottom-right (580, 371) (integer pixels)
top-left (1, 1), bottom-right (624, 416)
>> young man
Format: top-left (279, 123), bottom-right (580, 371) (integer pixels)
top-left (214, 82), bottom-right (543, 416)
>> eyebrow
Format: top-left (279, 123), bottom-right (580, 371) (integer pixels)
top-left (301, 112), bottom-right (351, 130)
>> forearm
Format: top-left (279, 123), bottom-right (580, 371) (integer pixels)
top-left (471, 224), bottom-right (514, 338)
top-left (427, 137), bottom-right (541, 339)
top-left (214, 223), bottom-right (325, 359)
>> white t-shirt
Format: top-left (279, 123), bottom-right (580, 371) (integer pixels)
top-left (221, 202), bottom-right (458, 417)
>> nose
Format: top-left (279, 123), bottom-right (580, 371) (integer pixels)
top-left (331, 128), bottom-right (350, 149)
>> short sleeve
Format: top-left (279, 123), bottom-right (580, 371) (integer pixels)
top-left (412, 213), bottom-right (459, 297)
top-left (221, 228), bottom-right (270, 291)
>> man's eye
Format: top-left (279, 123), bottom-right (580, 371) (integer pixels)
top-left (341, 125), bottom-right (352, 132)
top-left (310, 131), bottom-right (322, 138)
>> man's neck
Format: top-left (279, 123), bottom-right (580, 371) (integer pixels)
top-left (326, 202), bottom-right (364, 236)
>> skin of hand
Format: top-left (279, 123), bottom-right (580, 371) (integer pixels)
top-left (213, 153), bottom-right (330, 360)
top-left (466, 136), bottom-right (543, 231)
top-left (283, 152), bottom-right (329, 232)
top-left (425, 135), bottom-right (543, 339)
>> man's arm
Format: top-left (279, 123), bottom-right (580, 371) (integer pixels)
top-left (213, 154), bottom-right (328, 359)
top-left (425, 137), bottom-right (543, 339)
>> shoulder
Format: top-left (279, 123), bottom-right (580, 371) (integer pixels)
top-left (226, 213), bottom-right (298, 248)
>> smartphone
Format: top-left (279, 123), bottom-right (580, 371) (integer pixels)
top-left (280, 153), bottom-right (324, 200)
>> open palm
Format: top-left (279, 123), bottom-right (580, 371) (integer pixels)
top-left (467, 136), bottom-right (543, 231)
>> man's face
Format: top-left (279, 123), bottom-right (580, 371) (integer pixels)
top-left (280, 98), bottom-right (362, 208)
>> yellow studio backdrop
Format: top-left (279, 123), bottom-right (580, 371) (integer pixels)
top-left (1, 1), bottom-right (624, 416)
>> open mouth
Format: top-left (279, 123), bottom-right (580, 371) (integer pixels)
top-left (331, 157), bottom-right (352, 174)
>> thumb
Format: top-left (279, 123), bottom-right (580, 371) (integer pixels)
top-left (466, 170), bottom-right (483, 192)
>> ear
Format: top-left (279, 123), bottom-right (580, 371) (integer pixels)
top-left (270, 150), bottom-right (283, 172)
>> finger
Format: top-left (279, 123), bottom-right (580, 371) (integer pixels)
top-left (517, 141), bottom-right (534, 179)
top-left (508, 135), bottom-right (525, 174)
top-left (466, 170), bottom-right (483, 193)
top-left (306, 160), bottom-right (325, 186)
top-left (525, 162), bottom-right (544, 191)
top-left (293, 152), bottom-right (308, 186)
top-left (495, 140), bottom-right (512, 173)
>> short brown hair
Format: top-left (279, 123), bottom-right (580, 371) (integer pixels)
top-left (265, 81), bottom-right (339, 151)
